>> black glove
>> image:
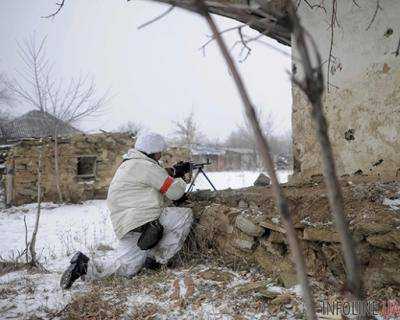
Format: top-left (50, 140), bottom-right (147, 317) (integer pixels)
top-left (173, 161), bottom-right (191, 178)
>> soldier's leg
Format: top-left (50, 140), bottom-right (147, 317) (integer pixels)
top-left (149, 207), bottom-right (193, 264)
top-left (85, 232), bottom-right (148, 280)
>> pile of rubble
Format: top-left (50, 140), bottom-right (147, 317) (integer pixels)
top-left (187, 177), bottom-right (400, 295)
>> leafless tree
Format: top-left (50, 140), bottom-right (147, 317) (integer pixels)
top-left (20, 143), bottom-right (45, 269)
top-left (172, 111), bottom-right (205, 146)
top-left (8, 35), bottom-right (108, 203)
top-left (0, 113), bottom-right (11, 143)
top-left (226, 108), bottom-right (276, 147)
top-left (225, 109), bottom-right (287, 167)
top-left (0, 74), bottom-right (15, 138)
top-left (0, 74), bottom-right (13, 108)
top-left (117, 121), bottom-right (143, 136)
top-left (0, 74), bottom-right (14, 141)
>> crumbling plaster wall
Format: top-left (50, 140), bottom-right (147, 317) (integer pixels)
top-left (292, 1), bottom-right (400, 180)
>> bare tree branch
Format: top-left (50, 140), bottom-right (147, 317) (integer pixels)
top-left (116, 121), bottom-right (143, 136)
top-left (138, 5), bottom-right (175, 29)
top-left (394, 36), bottom-right (400, 57)
top-left (199, 24), bottom-right (247, 55)
top-left (365, 0), bottom-right (382, 31)
top-left (325, 0), bottom-right (341, 92)
top-left (172, 111), bottom-right (204, 146)
top-left (289, 1), bottom-right (365, 307)
top-left (200, 22), bottom-right (294, 64)
top-left (146, 0), bottom-right (291, 46)
top-left (29, 144), bottom-right (43, 267)
top-left (42, 0), bottom-right (66, 19)
top-left (193, 1), bottom-right (317, 319)
top-left (302, 0), bottom-right (327, 14)
top-left (0, 74), bottom-right (14, 109)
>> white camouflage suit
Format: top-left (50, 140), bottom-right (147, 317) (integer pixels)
top-left (86, 142), bottom-right (193, 279)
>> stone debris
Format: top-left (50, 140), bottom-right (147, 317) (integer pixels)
top-left (366, 231), bottom-right (400, 249)
top-left (198, 268), bottom-right (234, 283)
top-left (233, 238), bottom-right (255, 251)
top-left (383, 197), bottom-right (400, 210)
top-left (259, 220), bottom-right (286, 234)
top-left (266, 231), bottom-right (287, 244)
top-left (233, 281), bottom-right (281, 299)
top-left (303, 227), bottom-right (340, 243)
top-left (235, 214), bottom-right (264, 237)
top-left (190, 179), bottom-right (400, 293)
top-left (254, 247), bottom-right (297, 288)
top-left (253, 173), bottom-right (271, 186)
top-left (271, 217), bottom-right (280, 224)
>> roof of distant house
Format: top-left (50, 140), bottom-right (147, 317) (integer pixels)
top-left (188, 144), bottom-right (256, 156)
top-left (224, 147), bottom-right (255, 154)
top-left (1, 110), bottom-right (81, 140)
top-left (189, 144), bottom-right (225, 156)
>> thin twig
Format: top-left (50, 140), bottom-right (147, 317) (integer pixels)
top-left (42, 0), bottom-right (66, 19)
top-left (289, 1), bottom-right (365, 311)
top-left (326, 0), bottom-right (338, 92)
top-left (194, 1), bottom-right (317, 319)
top-left (365, 0), bottom-right (382, 31)
top-left (394, 37), bottom-right (400, 57)
top-left (23, 215), bottom-right (29, 264)
top-left (145, 0), bottom-right (291, 46)
top-left (302, 0), bottom-right (327, 14)
top-left (138, 5), bottom-right (175, 30)
top-left (199, 25), bottom-right (247, 55)
top-left (29, 143), bottom-right (43, 267)
top-left (200, 22), bottom-right (293, 63)
top-left (237, 27), bottom-right (252, 62)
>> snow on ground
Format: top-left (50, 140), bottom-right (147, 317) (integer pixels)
top-left (191, 170), bottom-right (291, 191)
top-left (0, 170), bottom-right (301, 319)
top-left (0, 201), bottom-right (118, 272)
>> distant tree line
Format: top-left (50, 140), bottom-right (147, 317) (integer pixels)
top-left (116, 109), bottom-right (292, 164)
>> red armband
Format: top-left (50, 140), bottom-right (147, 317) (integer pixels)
top-left (160, 176), bottom-right (174, 194)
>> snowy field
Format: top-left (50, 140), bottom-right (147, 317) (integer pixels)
top-left (0, 170), bottom-right (301, 319)
top-left (191, 170), bottom-right (291, 191)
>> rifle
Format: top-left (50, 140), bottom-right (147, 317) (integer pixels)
top-left (172, 158), bottom-right (217, 192)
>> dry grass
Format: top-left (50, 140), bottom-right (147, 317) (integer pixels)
top-left (55, 269), bottom-right (173, 319)
top-left (0, 259), bottom-right (27, 276)
top-left (0, 285), bottom-right (18, 299)
top-left (58, 285), bottom-right (126, 320)
top-left (127, 302), bottom-right (163, 319)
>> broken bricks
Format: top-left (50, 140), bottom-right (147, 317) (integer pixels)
top-left (235, 214), bottom-right (264, 237)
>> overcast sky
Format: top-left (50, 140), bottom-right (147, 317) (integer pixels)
top-left (0, 0), bottom-right (292, 141)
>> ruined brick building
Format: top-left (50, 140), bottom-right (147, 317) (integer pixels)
top-left (0, 111), bottom-right (266, 206)
top-left (0, 111), bottom-right (135, 206)
top-left (2, 133), bottom-right (134, 206)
